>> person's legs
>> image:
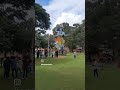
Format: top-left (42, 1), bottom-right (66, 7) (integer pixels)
top-left (94, 69), bottom-right (96, 77)
top-left (28, 66), bottom-right (30, 73)
top-left (25, 69), bottom-right (28, 78)
top-left (96, 69), bottom-right (98, 77)
top-left (74, 55), bottom-right (76, 58)
top-left (4, 69), bottom-right (9, 79)
top-left (4, 69), bottom-right (7, 78)
top-left (15, 68), bottom-right (18, 78)
top-left (37, 54), bottom-right (39, 58)
top-left (23, 68), bottom-right (28, 78)
top-left (7, 68), bottom-right (10, 78)
top-left (12, 68), bottom-right (15, 78)
top-left (0, 59), bottom-right (3, 67)
top-left (40, 55), bottom-right (41, 59)
top-left (29, 65), bottom-right (32, 72)
top-left (19, 67), bottom-right (23, 78)
top-left (23, 69), bottom-right (25, 78)
top-left (94, 69), bottom-right (98, 77)
top-left (17, 68), bottom-right (20, 77)
top-left (0, 60), bottom-right (2, 67)
top-left (1, 59), bottom-right (3, 67)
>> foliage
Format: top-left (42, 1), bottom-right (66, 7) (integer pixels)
top-left (35, 3), bottom-right (51, 48)
top-left (86, 0), bottom-right (120, 60)
top-left (35, 3), bottom-right (51, 30)
top-left (0, 1), bottom-right (34, 53)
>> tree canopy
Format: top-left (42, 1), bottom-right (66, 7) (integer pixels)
top-left (35, 3), bottom-right (51, 48)
top-left (86, 0), bottom-right (120, 60)
top-left (0, 1), bottom-right (34, 53)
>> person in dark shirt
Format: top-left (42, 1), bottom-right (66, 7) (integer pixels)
top-left (37, 50), bottom-right (40, 59)
top-left (0, 57), bottom-right (4, 67)
top-left (17, 57), bottom-right (23, 78)
top-left (56, 50), bottom-right (59, 58)
top-left (3, 57), bottom-right (11, 79)
top-left (11, 56), bottom-right (18, 78)
top-left (39, 50), bottom-right (42, 59)
top-left (93, 60), bottom-right (99, 77)
top-left (46, 49), bottom-right (48, 58)
top-left (22, 57), bottom-right (29, 79)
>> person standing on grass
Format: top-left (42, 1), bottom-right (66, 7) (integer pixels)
top-left (0, 57), bottom-right (4, 67)
top-left (41, 49), bottom-right (45, 63)
top-left (22, 57), bottom-right (29, 79)
top-left (73, 50), bottom-right (77, 58)
top-left (45, 49), bottom-right (48, 58)
top-left (17, 57), bottom-right (23, 78)
top-left (40, 50), bottom-right (42, 59)
top-left (0, 52), bottom-right (4, 67)
top-left (3, 57), bottom-right (11, 79)
top-left (93, 59), bottom-right (99, 77)
top-left (37, 50), bottom-right (40, 59)
top-left (11, 56), bottom-right (18, 78)
top-left (52, 50), bottom-right (55, 58)
top-left (56, 50), bottom-right (59, 58)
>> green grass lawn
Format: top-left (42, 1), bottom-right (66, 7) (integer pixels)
top-left (35, 53), bottom-right (85, 90)
top-left (86, 64), bottom-right (120, 90)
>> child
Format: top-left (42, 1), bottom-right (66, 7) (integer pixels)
top-left (73, 51), bottom-right (77, 58)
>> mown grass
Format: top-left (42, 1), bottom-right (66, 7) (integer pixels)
top-left (35, 53), bottom-right (85, 90)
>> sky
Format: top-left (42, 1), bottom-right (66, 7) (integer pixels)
top-left (35, 0), bottom-right (85, 34)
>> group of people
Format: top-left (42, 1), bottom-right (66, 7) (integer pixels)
top-left (36, 48), bottom-right (61, 63)
top-left (0, 53), bottom-right (32, 79)
top-left (36, 49), bottom-right (48, 59)
top-left (36, 48), bottom-right (59, 58)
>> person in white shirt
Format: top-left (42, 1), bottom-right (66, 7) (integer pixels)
top-left (52, 50), bottom-right (55, 58)
top-left (41, 50), bottom-right (45, 63)
top-left (73, 51), bottom-right (77, 58)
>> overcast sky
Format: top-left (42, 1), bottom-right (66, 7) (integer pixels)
top-left (35, 0), bottom-right (85, 34)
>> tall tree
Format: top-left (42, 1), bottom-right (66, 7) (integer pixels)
top-left (0, 1), bottom-right (34, 54)
top-left (35, 3), bottom-right (51, 48)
